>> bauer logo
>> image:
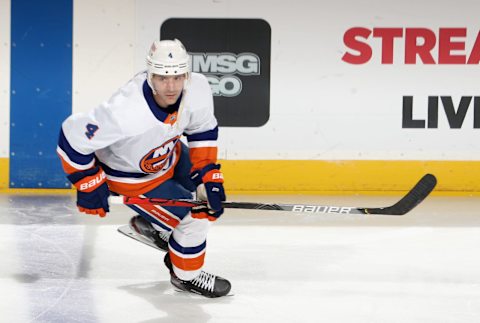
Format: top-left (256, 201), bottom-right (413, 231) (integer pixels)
top-left (161, 18), bottom-right (271, 127)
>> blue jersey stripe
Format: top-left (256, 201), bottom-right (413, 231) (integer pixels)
top-left (97, 161), bottom-right (149, 178)
top-left (58, 129), bottom-right (95, 165)
top-left (186, 126), bottom-right (218, 142)
top-left (169, 236), bottom-right (207, 255)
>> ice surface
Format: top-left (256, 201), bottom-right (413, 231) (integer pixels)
top-left (0, 194), bottom-right (480, 323)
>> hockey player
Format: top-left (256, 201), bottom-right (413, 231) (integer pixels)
top-left (57, 39), bottom-right (231, 298)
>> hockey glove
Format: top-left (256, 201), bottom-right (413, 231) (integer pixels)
top-left (190, 163), bottom-right (226, 220)
top-left (67, 166), bottom-right (110, 217)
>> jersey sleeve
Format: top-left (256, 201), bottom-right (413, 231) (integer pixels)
top-left (57, 105), bottom-right (123, 174)
top-left (183, 75), bottom-right (219, 172)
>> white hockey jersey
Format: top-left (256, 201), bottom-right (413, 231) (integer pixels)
top-left (57, 72), bottom-right (219, 196)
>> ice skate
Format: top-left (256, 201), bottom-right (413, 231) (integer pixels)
top-left (164, 253), bottom-right (232, 298)
top-left (128, 215), bottom-right (170, 251)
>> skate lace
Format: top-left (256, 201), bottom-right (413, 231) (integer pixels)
top-left (191, 271), bottom-right (216, 292)
top-left (158, 230), bottom-right (171, 243)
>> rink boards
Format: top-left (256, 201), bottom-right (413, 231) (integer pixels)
top-left (1, 159), bottom-right (479, 194)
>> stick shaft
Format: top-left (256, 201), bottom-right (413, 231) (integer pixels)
top-left (108, 173), bottom-right (436, 216)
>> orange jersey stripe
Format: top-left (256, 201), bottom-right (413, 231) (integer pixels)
top-left (57, 152), bottom-right (86, 174)
top-left (189, 146), bottom-right (217, 171)
top-left (107, 166), bottom-right (176, 196)
top-left (169, 251), bottom-right (206, 271)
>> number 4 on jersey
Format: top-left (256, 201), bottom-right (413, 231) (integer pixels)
top-left (85, 123), bottom-right (99, 139)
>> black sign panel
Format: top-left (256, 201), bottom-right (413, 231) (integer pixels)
top-left (161, 18), bottom-right (271, 127)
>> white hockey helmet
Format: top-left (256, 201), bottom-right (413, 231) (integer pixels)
top-left (146, 39), bottom-right (190, 90)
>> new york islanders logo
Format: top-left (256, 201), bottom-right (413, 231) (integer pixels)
top-left (139, 137), bottom-right (179, 173)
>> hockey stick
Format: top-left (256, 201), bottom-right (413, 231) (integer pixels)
top-left (109, 174), bottom-right (436, 216)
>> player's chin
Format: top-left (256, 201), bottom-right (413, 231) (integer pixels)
top-left (165, 95), bottom-right (178, 103)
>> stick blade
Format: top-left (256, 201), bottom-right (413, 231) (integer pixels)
top-left (359, 174), bottom-right (437, 215)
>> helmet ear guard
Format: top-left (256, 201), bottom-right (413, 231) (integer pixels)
top-left (146, 39), bottom-right (191, 93)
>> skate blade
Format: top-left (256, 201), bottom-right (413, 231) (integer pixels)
top-left (117, 225), bottom-right (166, 252)
top-left (173, 287), bottom-right (235, 298)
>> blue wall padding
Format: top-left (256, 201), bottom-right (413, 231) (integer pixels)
top-left (10, 0), bottom-right (73, 188)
